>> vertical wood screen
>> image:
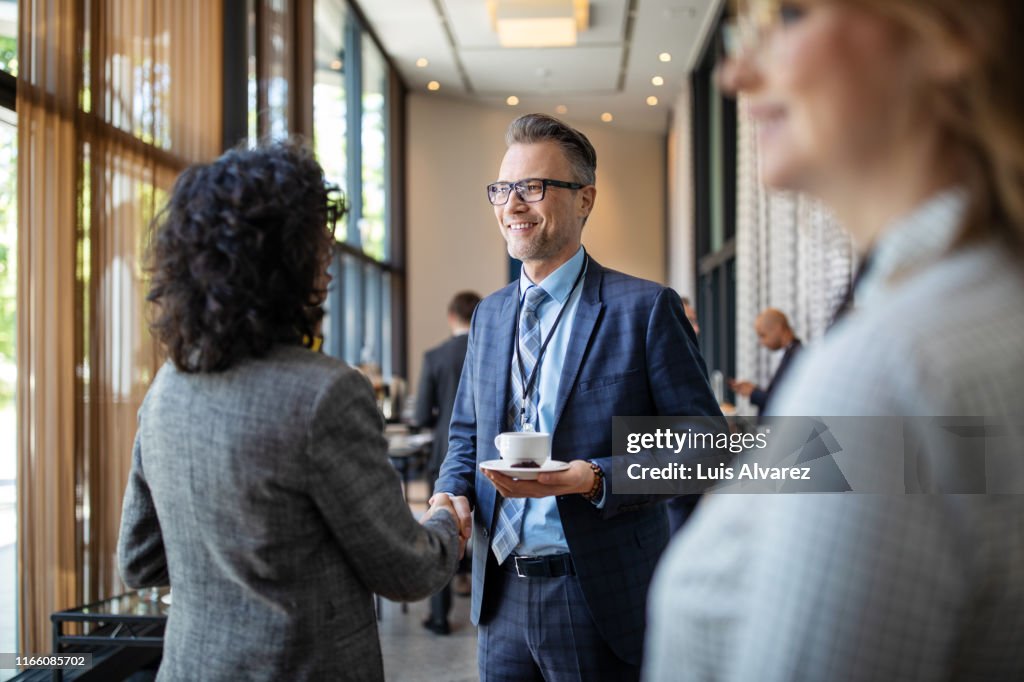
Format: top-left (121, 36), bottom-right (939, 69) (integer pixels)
top-left (17, 0), bottom-right (222, 652)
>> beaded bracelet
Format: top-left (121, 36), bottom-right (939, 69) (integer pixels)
top-left (580, 461), bottom-right (604, 502)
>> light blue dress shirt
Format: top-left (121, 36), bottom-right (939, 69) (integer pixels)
top-left (513, 246), bottom-right (587, 557)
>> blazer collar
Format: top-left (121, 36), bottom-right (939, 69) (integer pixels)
top-left (492, 281), bottom-right (519, 433)
top-left (551, 257), bottom-right (605, 437)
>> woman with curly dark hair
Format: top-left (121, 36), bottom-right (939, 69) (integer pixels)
top-left (117, 141), bottom-right (465, 681)
top-left (146, 140), bottom-right (337, 372)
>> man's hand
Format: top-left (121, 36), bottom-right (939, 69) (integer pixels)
top-left (423, 494), bottom-right (471, 559)
top-left (482, 459), bottom-right (595, 499)
top-left (421, 494), bottom-right (455, 524)
top-left (728, 378), bottom-right (756, 398)
top-left (428, 493), bottom-right (473, 542)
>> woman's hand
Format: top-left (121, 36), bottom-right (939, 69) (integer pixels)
top-left (422, 494), bottom-right (470, 559)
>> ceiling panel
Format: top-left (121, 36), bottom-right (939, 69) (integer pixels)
top-left (359, 0), bottom-right (468, 93)
top-left (354, 0), bottom-right (723, 132)
top-left (463, 46), bottom-right (623, 94)
top-left (440, 0), bottom-right (496, 49)
top-left (443, 0), bottom-right (631, 49)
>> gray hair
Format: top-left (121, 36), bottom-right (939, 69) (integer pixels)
top-left (505, 114), bottom-right (597, 186)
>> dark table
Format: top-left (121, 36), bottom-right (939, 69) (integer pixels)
top-left (50, 588), bottom-right (169, 681)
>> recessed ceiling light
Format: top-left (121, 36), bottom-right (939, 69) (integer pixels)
top-left (659, 52), bottom-right (672, 62)
top-left (651, 76), bottom-right (664, 86)
top-left (427, 80), bottom-right (441, 91)
top-left (555, 104), bottom-right (568, 114)
top-left (601, 112), bottom-right (613, 123)
top-left (416, 57), bottom-right (429, 68)
top-left (647, 96), bottom-right (659, 106)
top-left (506, 95), bottom-right (520, 106)
top-left (330, 59), bottom-right (342, 71)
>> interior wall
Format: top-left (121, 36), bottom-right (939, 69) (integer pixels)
top-left (405, 93), bottom-right (667, 393)
top-left (667, 84), bottom-right (697, 300)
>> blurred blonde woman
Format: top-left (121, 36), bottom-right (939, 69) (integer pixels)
top-left (645, 2), bottom-right (1024, 680)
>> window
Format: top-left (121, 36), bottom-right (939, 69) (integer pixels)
top-left (0, 104), bottom-right (16, 669)
top-left (258, 0), bottom-right (292, 140)
top-left (313, 0), bottom-right (347, 190)
top-left (693, 10), bottom-right (738, 398)
top-left (0, 0), bottom-right (16, 664)
top-left (359, 33), bottom-right (387, 261)
top-left (311, 2), bottom-right (403, 385)
top-left (15, 0), bottom-right (221, 651)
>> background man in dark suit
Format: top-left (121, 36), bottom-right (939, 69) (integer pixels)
top-left (414, 290), bottom-right (481, 634)
top-left (729, 308), bottom-right (803, 417)
top-left (432, 114), bottom-right (720, 681)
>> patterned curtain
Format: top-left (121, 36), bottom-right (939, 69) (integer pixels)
top-left (17, 0), bottom-right (221, 652)
top-left (734, 96), bottom-right (856, 413)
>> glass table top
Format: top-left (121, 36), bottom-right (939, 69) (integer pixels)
top-left (56, 587), bottom-right (170, 618)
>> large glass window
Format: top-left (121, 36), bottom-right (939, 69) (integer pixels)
top-left (263, 0), bottom-right (290, 139)
top-left (0, 0), bottom-right (14, 76)
top-left (0, 0), bottom-right (17, 665)
top-left (311, 4), bottom-right (401, 386)
top-left (313, 0), bottom-right (347, 190)
top-left (0, 103), bottom-right (16, 670)
top-left (693, 10), bottom-right (737, 398)
top-left (359, 34), bottom-right (387, 261)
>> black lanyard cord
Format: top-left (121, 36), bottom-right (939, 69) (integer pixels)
top-left (511, 253), bottom-right (589, 427)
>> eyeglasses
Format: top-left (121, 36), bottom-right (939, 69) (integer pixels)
top-left (721, 0), bottom-right (806, 60)
top-left (325, 183), bottom-right (346, 236)
top-left (486, 178), bottom-right (585, 206)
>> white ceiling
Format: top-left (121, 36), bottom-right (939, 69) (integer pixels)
top-left (356, 0), bottom-right (722, 133)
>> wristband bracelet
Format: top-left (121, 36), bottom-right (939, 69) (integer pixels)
top-left (581, 461), bottom-right (604, 502)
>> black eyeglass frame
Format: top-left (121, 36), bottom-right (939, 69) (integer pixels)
top-left (486, 177), bottom-right (586, 206)
top-left (325, 182), bottom-right (347, 237)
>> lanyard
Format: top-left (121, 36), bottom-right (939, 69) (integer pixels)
top-left (512, 253), bottom-right (588, 430)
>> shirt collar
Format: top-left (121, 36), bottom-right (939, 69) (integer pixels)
top-left (855, 188), bottom-right (967, 308)
top-left (519, 246), bottom-right (586, 305)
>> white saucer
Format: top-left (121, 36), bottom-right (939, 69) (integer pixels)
top-left (480, 459), bottom-right (570, 480)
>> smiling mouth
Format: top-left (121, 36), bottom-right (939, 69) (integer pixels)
top-left (507, 222), bottom-right (536, 232)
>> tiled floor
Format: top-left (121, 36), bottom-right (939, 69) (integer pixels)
top-left (378, 479), bottom-right (479, 681)
top-left (378, 590), bottom-right (478, 682)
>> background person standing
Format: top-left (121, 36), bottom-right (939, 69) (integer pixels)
top-left (414, 290), bottom-right (481, 634)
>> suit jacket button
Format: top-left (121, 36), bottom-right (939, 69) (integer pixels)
top-left (482, 528), bottom-right (489, 538)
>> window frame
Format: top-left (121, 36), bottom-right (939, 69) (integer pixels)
top-left (692, 7), bottom-right (738, 396)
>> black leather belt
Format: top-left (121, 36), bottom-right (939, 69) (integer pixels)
top-left (502, 553), bottom-right (575, 578)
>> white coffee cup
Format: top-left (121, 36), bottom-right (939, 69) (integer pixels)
top-left (493, 431), bottom-right (550, 467)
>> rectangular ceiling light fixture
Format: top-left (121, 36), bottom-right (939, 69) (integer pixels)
top-left (488, 0), bottom-right (590, 48)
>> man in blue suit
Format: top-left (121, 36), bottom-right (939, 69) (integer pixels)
top-left (432, 113), bottom-right (721, 681)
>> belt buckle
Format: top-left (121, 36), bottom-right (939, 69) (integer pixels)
top-left (514, 555), bottom-right (527, 578)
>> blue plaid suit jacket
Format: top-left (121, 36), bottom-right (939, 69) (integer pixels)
top-left (436, 257), bottom-right (722, 665)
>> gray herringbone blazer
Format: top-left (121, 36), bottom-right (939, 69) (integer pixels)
top-left (118, 345), bottom-right (459, 681)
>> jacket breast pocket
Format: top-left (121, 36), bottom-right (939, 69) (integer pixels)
top-left (577, 368), bottom-right (641, 394)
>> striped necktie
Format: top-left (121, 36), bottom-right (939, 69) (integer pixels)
top-left (492, 285), bottom-right (548, 564)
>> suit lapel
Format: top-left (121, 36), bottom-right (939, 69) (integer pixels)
top-left (492, 284), bottom-right (519, 437)
top-left (552, 260), bottom-right (604, 442)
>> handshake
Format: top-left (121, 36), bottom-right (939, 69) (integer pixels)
top-left (422, 493), bottom-right (473, 559)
